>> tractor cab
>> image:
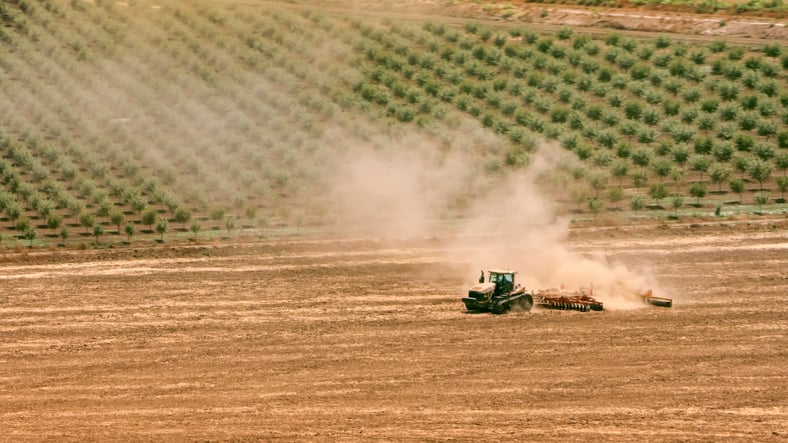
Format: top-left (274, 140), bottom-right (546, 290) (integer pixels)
top-left (487, 269), bottom-right (516, 295)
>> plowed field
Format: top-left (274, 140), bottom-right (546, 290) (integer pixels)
top-left (1, 223), bottom-right (786, 441)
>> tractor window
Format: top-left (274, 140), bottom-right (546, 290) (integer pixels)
top-left (502, 274), bottom-right (513, 283)
top-left (489, 273), bottom-right (500, 283)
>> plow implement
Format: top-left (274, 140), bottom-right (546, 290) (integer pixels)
top-left (534, 288), bottom-right (604, 312)
top-left (640, 289), bottom-right (673, 308)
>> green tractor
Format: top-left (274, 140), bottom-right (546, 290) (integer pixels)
top-left (462, 269), bottom-right (534, 314)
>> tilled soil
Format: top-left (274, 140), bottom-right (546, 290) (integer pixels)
top-left (1, 225), bottom-right (786, 441)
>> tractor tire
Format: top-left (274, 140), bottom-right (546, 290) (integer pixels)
top-left (517, 294), bottom-right (534, 312)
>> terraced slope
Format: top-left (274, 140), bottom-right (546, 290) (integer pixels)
top-left (0, 0), bottom-right (786, 247)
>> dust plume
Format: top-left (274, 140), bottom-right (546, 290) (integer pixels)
top-left (451, 142), bottom-right (661, 310)
top-left (326, 137), bottom-right (660, 310)
top-left (323, 137), bottom-right (479, 239)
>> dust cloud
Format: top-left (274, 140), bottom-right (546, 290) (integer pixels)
top-left (326, 137), bottom-right (660, 310)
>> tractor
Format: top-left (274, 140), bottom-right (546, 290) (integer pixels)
top-left (462, 269), bottom-right (534, 314)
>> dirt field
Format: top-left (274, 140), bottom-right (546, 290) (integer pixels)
top-left (1, 223), bottom-right (786, 441)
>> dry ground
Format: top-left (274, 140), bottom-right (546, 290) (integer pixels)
top-left (1, 223), bottom-right (786, 441)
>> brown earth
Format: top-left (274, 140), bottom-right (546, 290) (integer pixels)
top-left (1, 223), bottom-right (786, 441)
top-left (260, 0), bottom-right (788, 41)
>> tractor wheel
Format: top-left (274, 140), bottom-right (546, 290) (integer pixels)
top-left (518, 294), bottom-right (534, 312)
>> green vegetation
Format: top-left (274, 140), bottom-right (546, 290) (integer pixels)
top-left (0, 0), bottom-right (786, 249)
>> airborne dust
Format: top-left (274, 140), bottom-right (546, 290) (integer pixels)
top-left (326, 130), bottom-right (661, 310)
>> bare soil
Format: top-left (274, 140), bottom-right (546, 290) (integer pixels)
top-left (302, 0), bottom-right (788, 41)
top-left (1, 223), bottom-right (786, 441)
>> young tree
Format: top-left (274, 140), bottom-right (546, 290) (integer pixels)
top-left (110, 209), bottom-right (125, 234)
top-left (631, 148), bottom-right (651, 167)
top-left (93, 224), bottom-right (104, 245)
top-left (652, 159), bottom-right (672, 182)
top-left (156, 218), bottom-right (168, 242)
top-left (689, 182), bottom-right (707, 205)
top-left (729, 178), bottom-right (745, 203)
top-left (174, 207), bottom-right (191, 229)
top-left (47, 213), bottom-right (63, 235)
top-left (608, 186), bottom-right (624, 209)
top-left (124, 222), bottom-right (135, 243)
top-left (588, 198), bottom-right (603, 219)
top-left (588, 171), bottom-right (608, 199)
top-left (190, 221), bottom-right (201, 241)
top-left (690, 155), bottom-right (712, 182)
top-left (611, 160), bottom-right (629, 186)
top-left (670, 166), bottom-right (684, 193)
top-left (630, 194), bottom-right (645, 213)
top-left (23, 228), bottom-right (36, 248)
top-left (59, 227), bottom-right (69, 247)
top-left (632, 169), bottom-right (648, 192)
top-left (710, 164), bottom-right (731, 192)
top-left (142, 209), bottom-right (157, 232)
top-left (5, 202), bottom-right (21, 224)
top-left (649, 183), bottom-right (669, 205)
top-left (78, 211), bottom-right (95, 234)
top-left (16, 218), bottom-right (31, 235)
top-left (748, 158), bottom-right (773, 191)
top-left (775, 153), bottom-right (788, 176)
top-left (776, 176), bottom-right (788, 200)
top-left (754, 191), bottom-right (769, 210)
top-left (671, 194), bottom-right (684, 216)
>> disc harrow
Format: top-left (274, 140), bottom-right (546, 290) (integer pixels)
top-left (534, 288), bottom-right (604, 312)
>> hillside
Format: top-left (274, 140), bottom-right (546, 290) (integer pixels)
top-left (0, 0), bottom-right (786, 248)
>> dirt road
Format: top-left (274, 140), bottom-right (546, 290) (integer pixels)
top-left (1, 224), bottom-right (786, 440)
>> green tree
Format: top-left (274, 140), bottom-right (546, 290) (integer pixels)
top-left (22, 228), bottom-right (36, 247)
top-left (47, 213), bottom-right (63, 235)
top-left (588, 198), bottom-right (603, 218)
top-left (671, 144), bottom-right (691, 166)
top-left (142, 209), bottom-right (157, 231)
top-left (190, 221), bottom-right (201, 241)
top-left (588, 172), bottom-right (608, 199)
top-left (5, 202), bottom-right (21, 223)
top-left (174, 207), bottom-right (191, 229)
top-left (78, 212), bottom-right (95, 234)
top-left (710, 164), bottom-right (731, 192)
top-left (632, 169), bottom-right (648, 192)
top-left (652, 159), bottom-right (672, 182)
top-left (110, 209), bottom-right (125, 234)
top-left (59, 227), bottom-right (69, 247)
top-left (649, 183), bottom-right (669, 205)
top-left (631, 149), bottom-right (651, 167)
top-left (124, 222), bottom-right (135, 242)
top-left (156, 218), bottom-right (168, 241)
top-left (754, 192), bottom-right (769, 210)
top-left (729, 178), bottom-right (745, 203)
top-left (670, 166), bottom-right (684, 193)
top-left (16, 218), bottom-right (30, 234)
top-left (689, 182), bottom-right (707, 205)
top-left (747, 158), bottom-right (772, 191)
top-left (608, 186), bottom-right (624, 209)
top-left (690, 155), bottom-right (712, 182)
top-left (630, 195), bottom-right (645, 212)
top-left (775, 152), bottom-right (788, 176)
top-left (93, 224), bottom-right (104, 245)
top-left (671, 194), bottom-right (684, 216)
top-left (776, 176), bottom-right (788, 200)
top-left (611, 160), bottom-right (629, 185)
